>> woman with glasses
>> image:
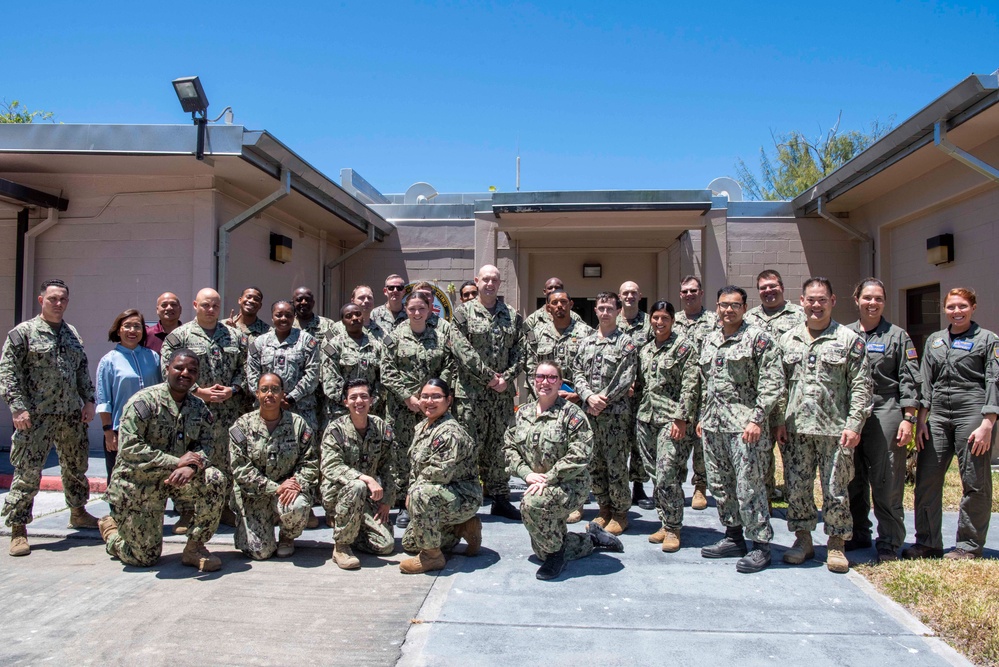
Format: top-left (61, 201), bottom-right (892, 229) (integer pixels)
top-left (399, 377), bottom-right (482, 574)
top-left (505, 362), bottom-right (623, 580)
top-left (846, 278), bottom-right (921, 563)
top-left (96, 309), bottom-right (161, 477)
top-left (229, 373), bottom-right (318, 560)
top-left (635, 301), bottom-right (698, 553)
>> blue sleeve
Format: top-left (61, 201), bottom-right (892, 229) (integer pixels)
top-left (95, 353), bottom-right (115, 414)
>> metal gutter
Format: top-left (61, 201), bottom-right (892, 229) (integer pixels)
top-left (491, 189), bottom-right (713, 218)
top-left (323, 225), bottom-right (377, 315)
top-left (934, 121), bottom-right (999, 183)
top-left (20, 209), bottom-right (62, 320)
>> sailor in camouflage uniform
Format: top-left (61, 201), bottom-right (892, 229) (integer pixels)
top-left (322, 303), bottom-right (382, 422)
top-left (635, 300), bottom-right (698, 552)
top-left (451, 264), bottom-right (533, 521)
top-left (98, 350), bottom-right (226, 572)
top-left (694, 286), bottom-right (783, 572)
top-left (523, 276), bottom-right (583, 332)
top-left (1, 280), bottom-right (99, 556)
top-left (505, 361), bottom-right (623, 580)
top-left (225, 286), bottom-right (271, 415)
top-left (322, 379), bottom-right (396, 570)
top-left (617, 281), bottom-right (655, 509)
top-left (229, 373), bottom-right (318, 561)
top-left (370, 274), bottom-right (409, 334)
top-left (328, 285), bottom-right (387, 343)
top-left (674, 276), bottom-right (718, 510)
top-left (526, 289), bottom-right (593, 402)
top-left (245, 300), bottom-right (320, 431)
top-left (778, 278), bottom-right (872, 573)
top-left (399, 378), bottom-right (483, 574)
top-left (571, 291), bottom-right (639, 535)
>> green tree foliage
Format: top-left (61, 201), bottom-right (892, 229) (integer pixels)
top-left (1, 100), bottom-right (54, 124)
top-left (735, 113), bottom-right (894, 201)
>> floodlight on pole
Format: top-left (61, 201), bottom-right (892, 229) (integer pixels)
top-left (172, 76), bottom-right (210, 160)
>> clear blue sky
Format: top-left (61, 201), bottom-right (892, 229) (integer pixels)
top-left (7, 1), bottom-right (998, 195)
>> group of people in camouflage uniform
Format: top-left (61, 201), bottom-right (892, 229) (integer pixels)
top-left (2, 266), bottom-right (995, 580)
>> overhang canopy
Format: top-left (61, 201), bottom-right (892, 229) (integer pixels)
top-left (0, 177), bottom-right (68, 211)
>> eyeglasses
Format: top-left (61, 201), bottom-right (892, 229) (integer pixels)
top-left (385, 285), bottom-right (406, 292)
top-left (419, 393), bottom-right (447, 401)
top-left (680, 289), bottom-right (700, 295)
top-left (120, 323), bottom-right (144, 331)
top-left (533, 374), bottom-right (560, 384)
top-left (716, 302), bottom-right (744, 311)
top-left (258, 386), bottom-right (283, 395)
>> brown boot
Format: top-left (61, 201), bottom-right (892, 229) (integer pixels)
top-left (306, 509), bottom-right (319, 529)
top-left (8, 524), bottom-right (29, 557)
top-left (648, 528), bottom-right (666, 544)
top-left (566, 507), bottom-right (584, 524)
top-left (691, 485), bottom-right (708, 511)
top-left (592, 505), bottom-right (612, 529)
top-left (400, 548), bottom-right (446, 574)
top-left (182, 540), bottom-right (222, 572)
top-left (332, 544), bottom-right (360, 570)
top-left (604, 513), bottom-right (629, 536)
top-left (783, 530), bottom-right (815, 565)
top-left (454, 516), bottom-right (482, 556)
top-left (172, 512), bottom-right (194, 535)
top-left (826, 536), bottom-right (850, 573)
top-left (69, 507), bottom-right (99, 529)
top-left (662, 529), bottom-right (681, 553)
top-left (276, 532), bottom-right (295, 558)
top-left (97, 516), bottom-right (118, 542)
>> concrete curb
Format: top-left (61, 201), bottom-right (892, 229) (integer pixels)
top-left (0, 474), bottom-right (107, 493)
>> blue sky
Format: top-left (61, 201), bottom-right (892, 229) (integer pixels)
top-left (6, 1), bottom-right (998, 195)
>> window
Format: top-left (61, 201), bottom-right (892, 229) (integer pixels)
top-left (906, 284), bottom-right (940, 356)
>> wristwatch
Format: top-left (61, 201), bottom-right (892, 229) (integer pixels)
top-left (903, 414), bottom-right (917, 424)
top-left (231, 385), bottom-right (242, 396)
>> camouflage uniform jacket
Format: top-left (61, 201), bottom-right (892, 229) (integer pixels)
top-left (847, 317), bottom-right (921, 408)
top-left (571, 328), bottom-right (639, 414)
top-left (293, 314), bottom-right (337, 345)
top-left (527, 317), bottom-right (594, 389)
top-left (321, 413), bottom-right (395, 507)
top-left (674, 308), bottom-right (719, 350)
top-left (779, 321), bottom-right (873, 436)
top-left (108, 383), bottom-right (215, 498)
top-left (370, 304), bottom-right (407, 334)
top-left (504, 397), bottom-right (592, 488)
top-left (636, 331), bottom-right (698, 426)
top-left (321, 331), bottom-right (382, 408)
top-left (451, 299), bottom-right (532, 398)
top-left (160, 320), bottom-right (247, 393)
top-left (0, 315), bottom-right (95, 416)
top-left (919, 322), bottom-right (999, 415)
top-left (617, 310), bottom-right (654, 349)
top-left (229, 410), bottom-right (318, 498)
top-left (696, 322), bottom-right (783, 433)
top-left (246, 328), bottom-right (320, 410)
top-left (328, 319), bottom-right (386, 343)
top-left (744, 302), bottom-right (805, 339)
top-left (409, 413), bottom-right (478, 488)
top-left (230, 317), bottom-right (271, 342)
top-left (524, 305), bottom-right (582, 333)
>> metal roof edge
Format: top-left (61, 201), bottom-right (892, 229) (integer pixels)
top-left (0, 123), bottom-right (245, 155)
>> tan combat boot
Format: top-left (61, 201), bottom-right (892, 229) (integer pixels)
top-left (566, 507), bottom-right (584, 524)
top-left (97, 516), bottom-right (118, 542)
top-left (333, 543), bottom-right (360, 570)
top-left (648, 527), bottom-right (667, 544)
top-left (400, 548), bottom-right (446, 574)
top-left (8, 524), bottom-right (29, 557)
top-left (592, 505), bottom-right (612, 529)
top-left (182, 540), bottom-right (222, 572)
top-left (306, 509), bottom-right (320, 529)
top-left (172, 511), bottom-right (194, 535)
top-left (662, 529), bottom-right (681, 553)
top-left (826, 536), bottom-right (850, 573)
top-left (69, 506), bottom-right (99, 529)
top-left (605, 513), bottom-right (629, 536)
top-left (691, 485), bottom-right (708, 511)
top-left (783, 530), bottom-right (815, 565)
top-left (454, 516), bottom-right (482, 556)
top-left (276, 532), bottom-right (295, 558)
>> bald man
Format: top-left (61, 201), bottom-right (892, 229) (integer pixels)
top-left (616, 281), bottom-right (655, 510)
top-left (145, 292), bottom-right (183, 355)
top-left (160, 288), bottom-right (247, 524)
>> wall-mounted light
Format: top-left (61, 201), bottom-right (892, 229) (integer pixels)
top-left (926, 234), bottom-right (954, 266)
top-left (270, 233), bottom-right (293, 263)
top-left (582, 263), bottom-right (602, 278)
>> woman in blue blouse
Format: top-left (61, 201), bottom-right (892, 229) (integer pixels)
top-left (96, 309), bottom-right (161, 476)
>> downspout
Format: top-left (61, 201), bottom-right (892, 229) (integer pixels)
top-left (20, 208), bottom-right (62, 321)
top-left (317, 230), bottom-right (327, 316)
top-left (816, 196), bottom-right (875, 276)
top-left (217, 168), bottom-right (291, 309)
top-left (14, 208), bottom-right (27, 323)
top-left (323, 225), bottom-right (377, 316)
top-left (934, 121), bottom-right (999, 183)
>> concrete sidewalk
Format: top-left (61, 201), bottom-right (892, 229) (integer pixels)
top-left (1, 483), bottom-right (988, 666)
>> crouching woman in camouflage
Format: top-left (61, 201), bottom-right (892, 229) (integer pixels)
top-left (229, 373), bottom-right (318, 560)
top-left (98, 349), bottom-right (227, 572)
top-left (400, 378), bottom-right (482, 574)
top-left (505, 361), bottom-right (623, 581)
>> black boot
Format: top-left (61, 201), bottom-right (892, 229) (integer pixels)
top-left (586, 521), bottom-right (624, 552)
top-left (632, 482), bottom-right (655, 510)
top-left (536, 542), bottom-right (567, 580)
top-left (736, 541), bottom-right (772, 573)
top-left (396, 509), bottom-right (410, 528)
top-left (491, 496), bottom-right (522, 521)
top-left (700, 526), bottom-right (748, 559)
top-left (844, 533), bottom-right (872, 551)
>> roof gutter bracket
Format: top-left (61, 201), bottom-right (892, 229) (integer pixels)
top-left (323, 225), bottom-right (377, 315)
top-left (934, 121), bottom-right (999, 183)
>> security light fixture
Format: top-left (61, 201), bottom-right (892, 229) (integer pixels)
top-left (270, 233), bottom-right (293, 263)
top-left (926, 234), bottom-right (954, 265)
top-left (582, 263), bottom-right (602, 278)
top-left (172, 76), bottom-right (210, 160)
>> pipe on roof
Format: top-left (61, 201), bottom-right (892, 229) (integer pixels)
top-left (934, 121), bottom-right (999, 184)
top-left (20, 209), bottom-right (62, 320)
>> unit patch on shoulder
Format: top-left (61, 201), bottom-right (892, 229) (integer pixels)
top-left (755, 336), bottom-right (771, 352)
top-left (205, 411), bottom-right (216, 425)
top-left (7, 330), bottom-right (24, 347)
top-left (133, 399), bottom-right (152, 421)
top-left (568, 414), bottom-right (583, 430)
top-left (852, 339), bottom-right (866, 356)
top-left (240, 334), bottom-right (249, 347)
top-left (624, 342), bottom-right (636, 353)
top-left (677, 344), bottom-right (690, 357)
top-left (906, 347), bottom-right (919, 360)
top-left (431, 436), bottom-right (446, 450)
top-left (302, 427), bottom-right (313, 443)
top-left (307, 338), bottom-right (318, 350)
top-left (230, 425), bottom-right (248, 445)
top-left (385, 425), bottom-right (394, 440)
top-left (994, 346), bottom-right (999, 360)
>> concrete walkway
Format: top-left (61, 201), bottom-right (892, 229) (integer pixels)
top-left (0, 481), bottom-right (989, 666)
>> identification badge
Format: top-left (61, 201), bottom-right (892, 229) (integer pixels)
top-left (932, 338), bottom-right (946, 349)
top-left (866, 343), bottom-right (886, 353)
top-left (952, 339), bottom-right (974, 351)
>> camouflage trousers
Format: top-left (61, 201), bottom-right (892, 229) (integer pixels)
top-left (234, 491), bottom-right (311, 560)
top-left (627, 397), bottom-right (649, 484)
top-left (456, 392), bottom-right (515, 498)
top-left (2, 413), bottom-right (89, 526)
top-left (590, 410), bottom-right (632, 515)
top-left (174, 405), bottom-right (238, 516)
top-left (402, 480), bottom-right (482, 552)
top-left (324, 479), bottom-right (394, 555)
top-left (784, 433), bottom-right (854, 537)
top-left (637, 420), bottom-right (692, 530)
top-left (689, 431), bottom-right (707, 488)
top-left (521, 482), bottom-right (594, 561)
top-left (106, 467), bottom-right (226, 567)
top-left (703, 431), bottom-right (773, 542)
top-left (387, 402), bottom-right (423, 504)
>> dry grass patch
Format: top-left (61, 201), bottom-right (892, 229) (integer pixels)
top-left (858, 559), bottom-right (999, 667)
